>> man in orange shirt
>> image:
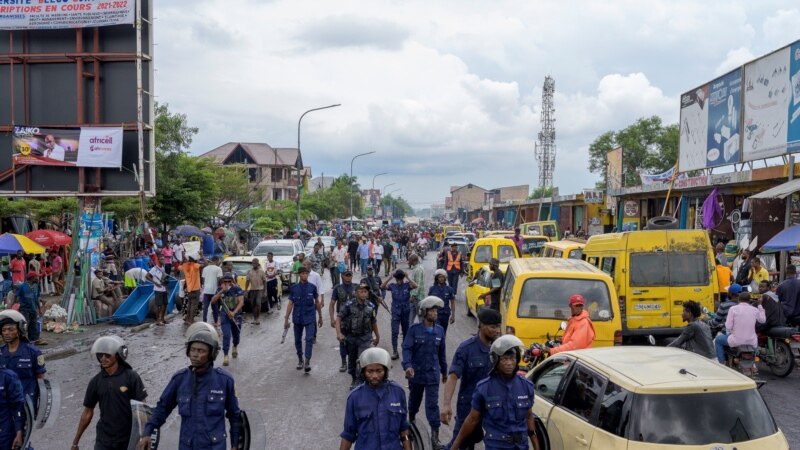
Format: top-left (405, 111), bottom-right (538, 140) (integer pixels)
top-left (716, 258), bottom-right (733, 301)
top-left (548, 294), bottom-right (595, 354)
top-left (179, 256), bottom-right (202, 324)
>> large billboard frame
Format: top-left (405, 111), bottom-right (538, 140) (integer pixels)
top-left (0, 0), bottom-right (154, 197)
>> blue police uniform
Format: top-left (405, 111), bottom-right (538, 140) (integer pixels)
top-left (341, 380), bottom-right (410, 450)
top-left (402, 322), bottom-right (447, 430)
top-left (388, 282), bottom-right (412, 352)
top-left (288, 281), bottom-right (319, 360)
top-left (471, 374), bottom-right (534, 450)
top-left (0, 368), bottom-right (25, 449)
top-left (0, 343), bottom-right (45, 413)
top-left (144, 367), bottom-right (241, 450)
top-left (447, 336), bottom-right (491, 449)
top-left (216, 285), bottom-right (244, 356)
top-left (332, 282), bottom-right (357, 361)
top-left (428, 283), bottom-right (455, 334)
top-left (15, 283), bottom-right (40, 342)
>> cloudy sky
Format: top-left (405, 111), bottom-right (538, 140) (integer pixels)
top-left (156, 0), bottom-right (800, 209)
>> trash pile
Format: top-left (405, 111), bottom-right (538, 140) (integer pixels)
top-left (42, 304), bottom-right (81, 333)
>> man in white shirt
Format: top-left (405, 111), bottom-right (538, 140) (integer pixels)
top-left (331, 240), bottom-right (349, 286)
top-left (124, 267), bottom-right (149, 291)
top-left (372, 241), bottom-right (384, 273)
top-left (43, 134), bottom-right (65, 161)
top-left (146, 256), bottom-right (168, 325)
top-left (171, 240), bottom-right (186, 265)
top-left (201, 256), bottom-right (223, 326)
top-left (264, 252), bottom-right (280, 311)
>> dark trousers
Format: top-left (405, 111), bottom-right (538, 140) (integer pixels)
top-left (266, 280), bottom-right (279, 307)
top-left (449, 400), bottom-right (484, 449)
top-left (447, 272), bottom-right (460, 294)
top-left (202, 293), bottom-right (220, 323)
top-left (330, 267), bottom-right (340, 286)
top-left (21, 308), bottom-right (39, 342)
top-left (408, 382), bottom-right (441, 430)
top-left (294, 322), bottom-right (316, 360)
top-left (185, 290), bottom-right (200, 320)
top-left (391, 307), bottom-right (410, 351)
top-left (373, 258), bottom-right (382, 272)
top-left (345, 334), bottom-right (373, 380)
top-left (349, 252), bottom-right (358, 270)
top-left (220, 313), bottom-right (242, 355)
top-left (437, 311), bottom-right (451, 335)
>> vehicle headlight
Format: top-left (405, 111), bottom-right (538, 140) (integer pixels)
top-left (280, 262), bottom-right (291, 270)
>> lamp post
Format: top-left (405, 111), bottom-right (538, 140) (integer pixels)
top-left (380, 182), bottom-right (395, 218)
top-left (387, 188), bottom-right (402, 219)
top-left (371, 172), bottom-right (388, 208)
top-left (349, 151), bottom-right (376, 220)
top-left (297, 103), bottom-right (341, 230)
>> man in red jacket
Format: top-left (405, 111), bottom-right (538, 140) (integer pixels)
top-left (548, 294), bottom-right (595, 354)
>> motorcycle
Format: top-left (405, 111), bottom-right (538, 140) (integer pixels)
top-left (519, 321), bottom-right (566, 373)
top-left (757, 326), bottom-right (800, 377)
top-left (705, 318), bottom-right (760, 377)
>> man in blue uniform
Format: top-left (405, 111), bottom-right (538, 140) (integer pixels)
top-left (0, 367), bottom-right (24, 450)
top-left (330, 270), bottom-right (357, 372)
top-left (284, 266), bottom-right (322, 373)
top-left (428, 269), bottom-right (456, 334)
top-left (138, 323), bottom-right (241, 450)
top-left (15, 272), bottom-right (42, 344)
top-left (339, 347), bottom-right (412, 450)
top-left (361, 266), bottom-right (388, 316)
top-left (0, 310), bottom-right (46, 410)
top-left (382, 270), bottom-right (418, 360)
top-left (450, 335), bottom-right (541, 450)
top-left (402, 296), bottom-right (447, 450)
top-left (441, 308), bottom-right (502, 450)
top-left (336, 282), bottom-right (379, 389)
top-left (211, 272), bottom-right (245, 367)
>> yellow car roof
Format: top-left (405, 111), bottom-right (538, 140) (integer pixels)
top-left (559, 346), bottom-right (755, 393)
top-left (509, 257), bottom-right (601, 275)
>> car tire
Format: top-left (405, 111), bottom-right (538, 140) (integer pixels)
top-left (646, 216), bottom-right (679, 230)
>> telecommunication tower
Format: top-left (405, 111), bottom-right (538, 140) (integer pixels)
top-left (534, 76), bottom-right (556, 219)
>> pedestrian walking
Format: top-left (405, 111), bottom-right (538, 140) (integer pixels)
top-left (201, 256), bottom-right (223, 326)
top-left (0, 367), bottom-right (24, 450)
top-left (381, 270), bottom-right (417, 360)
top-left (284, 267), bottom-right (322, 373)
top-left (15, 272), bottom-right (43, 344)
top-left (361, 266), bottom-right (388, 317)
top-left (264, 252), bottom-right (281, 311)
top-left (428, 269), bottom-right (456, 334)
top-left (303, 259), bottom-right (324, 309)
top-left (211, 273), bottom-right (244, 367)
top-left (357, 239), bottom-right (370, 275)
top-left (373, 239), bottom-right (384, 273)
top-left (336, 282), bottom-right (379, 389)
top-left (72, 336), bottom-right (147, 450)
top-left (137, 323), bottom-right (242, 450)
top-left (245, 258), bottom-right (267, 324)
top-left (339, 347), bottom-right (412, 450)
top-left (146, 256), bottom-right (168, 326)
top-left (408, 254), bottom-right (425, 324)
top-left (347, 237), bottom-right (359, 272)
top-left (402, 296), bottom-right (447, 450)
top-left (331, 240), bottom-right (348, 286)
top-left (330, 269), bottom-right (357, 372)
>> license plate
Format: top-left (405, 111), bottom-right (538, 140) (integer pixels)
top-left (634, 304), bottom-right (662, 311)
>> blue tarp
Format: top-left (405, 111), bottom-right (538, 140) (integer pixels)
top-left (761, 225), bottom-right (800, 251)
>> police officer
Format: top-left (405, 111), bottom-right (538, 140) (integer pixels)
top-left (450, 335), bottom-right (540, 450)
top-left (339, 347), bottom-right (412, 450)
top-left (0, 310), bottom-right (46, 412)
top-left (381, 270), bottom-right (418, 360)
top-left (0, 367), bottom-right (24, 450)
top-left (211, 272), bottom-right (244, 367)
top-left (284, 266), bottom-right (322, 373)
top-left (441, 308), bottom-right (502, 450)
top-left (330, 269), bottom-right (357, 372)
top-left (361, 266), bottom-right (389, 316)
top-left (138, 323), bottom-right (242, 450)
top-left (402, 296), bottom-right (447, 450)
top-left (72, 335), bottom-right (147, 450)
top-left (336, 282), bottom-right (380, 389)
top-left (428, 269), bottom-right (456, 334)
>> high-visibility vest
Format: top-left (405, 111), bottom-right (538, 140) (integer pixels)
top-left (446, 251), bottom-right (461, 271)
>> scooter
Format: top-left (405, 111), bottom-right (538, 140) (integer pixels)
top-left (520, 321), bottom-right (566, 373)
top-left (757, 326), bottom-right (800, 377)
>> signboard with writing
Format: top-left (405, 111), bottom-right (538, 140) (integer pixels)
top-left (12, 126), bottom-right (123, 168)
top-left (0, 0), bottom-right (134, 30)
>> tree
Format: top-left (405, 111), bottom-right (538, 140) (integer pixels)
top-left (528, 186), bottom-right (554, 199)
top-left (154, 102), bottom-right (199, 154)
top-left (300, 174), bottom-right (362, 220)
top-left (380, 195), bottom-right (412, 218)
top-left (149, 153), bottom-right (219, 231)
top-left (251, 200), bottom-right (311, 231)
top-left (102, 197), bottom-right (143, 230)
top-left (213, 164), bottom-right (266, 226)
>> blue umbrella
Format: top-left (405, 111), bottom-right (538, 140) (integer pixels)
top-left (761, 225), bottom-right (800, 251)
top-left (174, 225), bottom-right (205, 238)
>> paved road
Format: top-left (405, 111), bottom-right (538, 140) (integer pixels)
top-left (32, 251), bottom-right (800, 449)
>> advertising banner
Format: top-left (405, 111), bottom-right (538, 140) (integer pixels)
top-left (606, 147), bottom-right (623, 191)
top-left (639, 166), bottom-right (686, 185)
top-left (582, 189), bottom-right (604, 204)
top-left (0, 1), bottom-right (134, 30)
top-left (743, 41), bottom-right (800, 160)
top-left (12, 126), bottom-right (123, 168)
top-left (679, 84), bottom-right (709, 171)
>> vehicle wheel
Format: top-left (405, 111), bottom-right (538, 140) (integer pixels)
top-left (768, 340), bottom-right (795, 377)
top-left (646, 216), bottom-right (679, 230)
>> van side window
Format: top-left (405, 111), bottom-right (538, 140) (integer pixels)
top-left (586, 256), bottom-right (599, 267)
top-left (568, 249), bottom-right (583, 259)
top-left (560, 364), bottom-right (607, 422)
top-left (597, 381), bottom-right (631, 438)
top-left (501, 271), bottom-right (515, 311)
top-left (601, 257), bottom-right (615, 278)
top-left (473, 245), bottom-right (492, 263)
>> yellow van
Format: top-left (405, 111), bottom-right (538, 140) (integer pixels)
top-left (466, 237), bottom-right (519, 280)
top-left (521, 220), bottom-right (560, 239)
top-left (582, 230), bottom-right (718, 338)
top-left (500, 258), bottom-right (622, 348)
top-left (542, 240), bottom-right (585, 259)
top-left (442, 225), bottom-right (463, 236)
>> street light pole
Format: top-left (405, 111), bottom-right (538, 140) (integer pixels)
top-left (372, 172), bottom-right (388, 207)
top-left (387, 188), bottom-right (401, 219)
top-left (349, 151), bottom-right (376, 220)
top-left (297, 103), bottom-right (341, 230)
top-left (380, 182), bottom-right (395, 217)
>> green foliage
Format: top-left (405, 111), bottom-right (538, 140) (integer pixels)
top-left (379, 195), bottom-right (412, 218)
top-left (154, 102), bottom-right (199, 154)
top-left (0, 198), bottom-right (77, 228)
top-left (251, 217), bottom-right (284, 235)
top-left (251, 200), bottom-right (311, 231)
top-left (529, 186), bottom-right (554, 199)
top-left (213, 164), bottom-right (266, 225)
top-left (300, 174), bottom-right (363, 220)
top-left (102, 197), bottom-right (143, 226)
top-left (149, 153), bottom-right (219, 230)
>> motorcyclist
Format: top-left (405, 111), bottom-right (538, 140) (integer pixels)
top-left (714, 292), bottom-right (766, 364)
top-left (666, 300), bottom-right (715, 359)
top-left (755, 280), bottom-right (785, 333)
top-left (547, 294), bottom-right (595, 354)
top-left (711, 284), bottom-right (741, 328)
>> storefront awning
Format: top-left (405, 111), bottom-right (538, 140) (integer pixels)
top-left (748, 178), bottom-right (800, 200)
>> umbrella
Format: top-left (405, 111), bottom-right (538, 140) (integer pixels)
top-left (0, 233), bottom-right (46, 255)
top-left (201, 226), bottom-right (213, 234)
top-left (25, 229), bottom-right (72, 247)
top-left (761, 226), bottom-right (800, 251)
top-left (174, 225), bottom-right (205, 238)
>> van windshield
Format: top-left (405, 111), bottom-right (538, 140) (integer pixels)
top-left (253, 244), bottom-right (294, 256)
top-left (517, 278), bottom-right (613, 321)
top-left (629, 390), bottom-right (777, 444)
top-left (629, 253), bottom-right (709, 286)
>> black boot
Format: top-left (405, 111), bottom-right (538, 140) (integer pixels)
top-left (431, 429), bottom-right (444, 450)
top-left (304, 358), bottom-right (312, 373)
top-left (391, 349), bottom-right (399, 360)
top-left (296, 357), bottom-right (303, 370)
top-left (340, 356), bottom-right (347, 372)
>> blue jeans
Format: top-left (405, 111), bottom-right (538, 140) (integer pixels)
top-left (359, 258), bottom-right (369, 274)
top-left (714, 332), bottom-right (729, 363)
top-left (294, 322), bottom-right (317, 360)
top-left (202, 293), bottom-right (219, 324)
top-left (220, 313), bottom-right (242, 355)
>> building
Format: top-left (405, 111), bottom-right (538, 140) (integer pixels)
top-left (200, 142), bottom-right (308, 202)
top-left (309, 176), bottom-right (336, 193)
top-left (484, 184), bottom-right (530, 205)
top-left (451, 184), bottom-right (487, 221)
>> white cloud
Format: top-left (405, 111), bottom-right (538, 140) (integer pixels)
top-left (715, 47), bottom-right (755, 76)
top-left (763, 9), bottom-right (800, 48)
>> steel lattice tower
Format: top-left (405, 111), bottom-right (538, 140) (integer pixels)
top-left (534, 76), bottom-right (556, 193)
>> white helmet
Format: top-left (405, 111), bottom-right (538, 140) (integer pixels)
top-left (91, 335), bottom-right (129, 363)
top-left (489, 335), bottom-right (524, 372)
top-left (357, 347), bottom-right (392, 379)
top-left (434, 269), bottom-right (447, 279)
top-left (0, 310), bottom-right (28, 341)
top-left (418, 295), bottom-right (444, 317)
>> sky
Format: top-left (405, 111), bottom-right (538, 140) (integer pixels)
top-left (155, 0), bottom-right (800, 210)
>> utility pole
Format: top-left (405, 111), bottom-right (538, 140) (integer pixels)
top-left (535, 76), bottom-right (556, 221)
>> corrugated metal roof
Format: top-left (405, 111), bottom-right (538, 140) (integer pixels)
top-left (200, 143), bottom-right (302, 169)
top-left (749, 177), bottom-right (800, 199)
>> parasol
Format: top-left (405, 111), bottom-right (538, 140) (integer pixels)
top-left (174, 225), bottom-right (206, 238)
top-left (0, 233), bottom-right (47, 255)
top-left (25, 230), bottom-right (72, 247)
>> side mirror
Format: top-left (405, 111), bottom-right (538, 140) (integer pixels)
top-left (560, 321), bottom-right (567, 331)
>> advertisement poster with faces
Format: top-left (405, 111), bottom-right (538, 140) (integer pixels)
top-left (12, 126), bottom-right (123, 168)
top-left (743, 41), bottom-right (800, 160)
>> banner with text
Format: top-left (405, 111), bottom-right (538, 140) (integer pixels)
top-left (639, 166), bottom-right (686, 186)
top-left (12, 126), bottom-right (123, 168)
top-left (0, 1), bottom-right (134, 30)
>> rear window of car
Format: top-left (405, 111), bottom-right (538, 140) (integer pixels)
top-left (517, 278), bottom-right (613, 321)
top-left (629, 253), bottom-right (709, 286)
top-left (229, 262), bottom-right (251, 276)
top-left (568, 249), bottom-right (583, 259)
top-left (498, 245), bottom-right (516, 262)
top-left (522, 238), bottom-right (548, 256)
top-left (474, 245), bottom-right (492, 263)
top-left (629, 389), bottom-right (777, 444)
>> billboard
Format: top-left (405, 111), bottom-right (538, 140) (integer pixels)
top-left (678, 68), bottom-right (742, 171)
top-left (12, 126), bottom-right (123, 168)
top-left (0, 1), bottom-right (134, 30)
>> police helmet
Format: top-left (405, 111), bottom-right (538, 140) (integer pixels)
top-left (91, 335), bottom-right (129, 363)
top-left (418, 295), bottom-right (444, 317)
top-left (434, 269), bottom-right (447, 279)
top-left (489, 335), bottom-right (524, 371)
top-left (357, 347), bottom-right (392, 380)
top-left (0, 310), bottom-right (28, 341)
top-left (185, 322), bottom-right (220, 360)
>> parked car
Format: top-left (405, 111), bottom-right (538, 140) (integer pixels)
top-left (251, 239), bottom-right (304, 287)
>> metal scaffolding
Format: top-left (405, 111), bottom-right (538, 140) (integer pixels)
top-left (534, 76), bottom-right (556, 220)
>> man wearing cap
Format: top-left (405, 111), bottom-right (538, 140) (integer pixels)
top-left (331, 269), bottom-right (358, 372)
top-left (336, 281), bottom-right (379, 389)
top-left (547, 294), bottom-right (595, 354)
top-left (211, 273), bottom-right (244, 366)
top-left (284, 266), bottom-right (322, 373)
top-left (15, 272), bottom-right (42, 343)
top-left (381, 270), bottom-right (418, 360)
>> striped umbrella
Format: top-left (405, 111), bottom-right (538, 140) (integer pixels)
top-left (0, 233), bottom-right (47, 255)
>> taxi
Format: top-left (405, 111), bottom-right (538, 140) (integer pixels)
top-left (541, 239), bottom-right (585, 259)
top-left (529, 346), bottom-right (789, 449)
top-left (465, 236), bottom-right (519, 280)
top-left (464, 265), bottom-right (498, 316)
top-left (223, 255), bottom-right (281, 292)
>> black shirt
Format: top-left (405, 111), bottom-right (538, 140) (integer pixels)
top-left (489, 267), bottom-right (504, 311)
top-left (84, 365), bottom-right (147, 445)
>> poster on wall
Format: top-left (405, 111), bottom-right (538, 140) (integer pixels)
top-left (583, 189), bottom-right (604, 203)
top-left (678, 84), bottom-right (710, 171)
top-left (12, 126), bottom-right (123, 168)
top-left (0, 1), bottom-right (135, 30)
top-left (743, 41), bottom-right (800, 160)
